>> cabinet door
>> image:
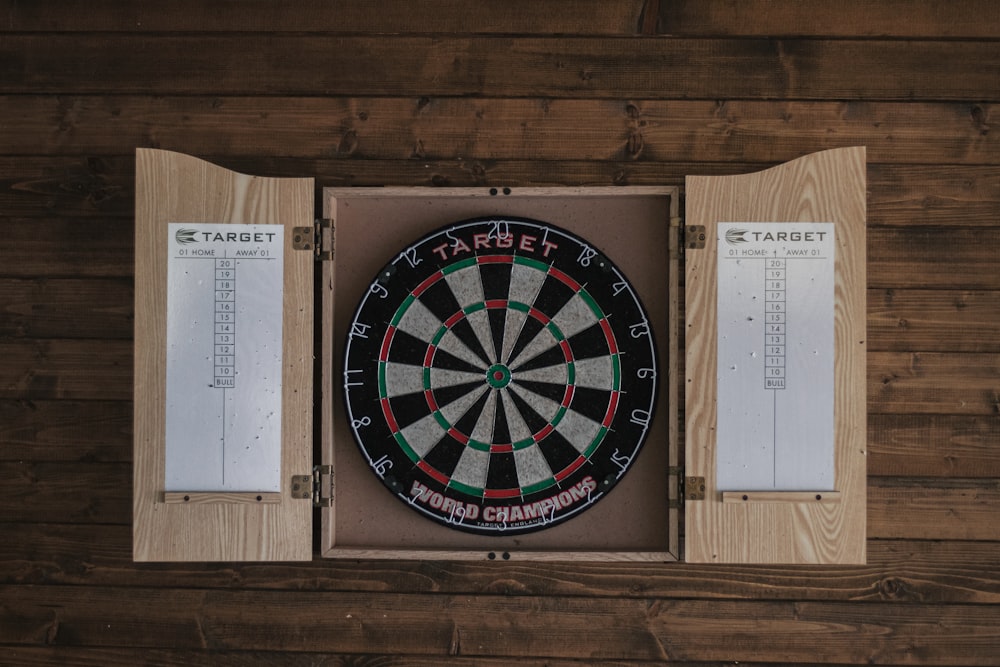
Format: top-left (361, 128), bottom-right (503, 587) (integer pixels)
top-left (684, 147), bottom-right (867, 564)
top-left (133, 149), bottom-right (314, 561)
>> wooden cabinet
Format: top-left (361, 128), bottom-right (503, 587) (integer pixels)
top-left (134, 147), bottom-right (866, 564)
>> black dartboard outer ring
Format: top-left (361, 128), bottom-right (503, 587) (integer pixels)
top-left (342, 216), bottom-right (658, 535)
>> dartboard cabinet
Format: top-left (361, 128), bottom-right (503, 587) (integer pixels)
top-left (134, 148), bottom-right (868, 564)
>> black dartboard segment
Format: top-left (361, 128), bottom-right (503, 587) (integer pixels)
top-left (343, 217), bottom-right (658, 535)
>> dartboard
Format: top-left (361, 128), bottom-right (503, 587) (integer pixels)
top-left (343, 217), bottom-right (658, 535)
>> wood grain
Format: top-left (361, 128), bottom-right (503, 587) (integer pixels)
top-left (0, 400), bottom-right (132, 463)
top-left (868, 289), bottom-right (1000, 352)
top-left (868, 352), bottom-right (1000, 415)
top-left (2, 36), bottom-right (997, 101)
top-left (132, 149), bottom-right (314, 561)
top-left (0, 278), bottom-right (133, 339)
top-left (869, 479), bottom-right (1000, 541)
top-left (0, 219), bottom-right (132, 278)
top-left (4, 523), bottom-right (1000, 603)
top-left (662, 0), bottom-right (1000, 38)
top-left (684, 147), bottom-right (868, 564)
top-left (1, 97), bottom-right (996, 165)
top-left (0, 647), bottom-right (677, 667)
top-left (868, 414), bottom-right (1000, 477)
top-left (2, 585), bottom-right (999, 664)
top-left (0, 339), bottom-right (132, 401)
top-left (0, 0), bottom-right (649, 35)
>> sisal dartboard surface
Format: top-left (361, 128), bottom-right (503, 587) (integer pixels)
top-left (344, 217), bottom-right (658, 534)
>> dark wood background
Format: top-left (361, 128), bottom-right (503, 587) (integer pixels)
top-left (2, 1), bottom-right (999, 664)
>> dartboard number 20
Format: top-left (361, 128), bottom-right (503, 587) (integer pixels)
top-left (343, 217), bottom-right (658, 535)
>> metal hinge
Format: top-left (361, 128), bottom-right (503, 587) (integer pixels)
top-left (667, 466), bottom-right (688, 509)
top-left (681, 225), bottom-right (706, 252)
top-left (292, 219), bottom-right (334, 261)
top-left (685, 476), bottom-right (706, 501)
top-left (291, 465), bottom-right (333, 507)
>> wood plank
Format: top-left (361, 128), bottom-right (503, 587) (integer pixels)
top-left (0, 0), bottom-right (648, 34)
top-left (869, 228), bottom-right (1000, 290)
top-left (1, 97), bottom-right (996, 166)
top-left (0, 648), bottom-right (671, 667)
top-left (0, 400), bottom-right (131, 463)
top-left (0, 278), bottom-right (133, 339)
top-left (4, 523), bottom-right (1000, 604)
top-left (2, 585), bottom-right (998, 664)
top-left (0, 219), bottom-right (132, 278)
top-left (868, 351), bottom-right (1000, 415)
top-left (869, 479), bottom-right (1000, 541)
top-left (0, 340), bottom-right (132, 401)
top-left (868, 289), bottom-right (1000, 353)
top-left (5, 159), bottom-right (1000, 230)
top-left (0, 462), bottom-right (131, 525)
top-left (868, 164), bottom-right (1000, 228)
top-left (661, 0), bottom-right (1000, 38)
top-left (2, 36), bottom-right (998, 101)
top-left (0, 156), bottom-right (131, 218)
top-left (869, 414), bottom-right (1000, 478)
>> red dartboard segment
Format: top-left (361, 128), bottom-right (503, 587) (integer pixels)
top-left (411, 270), bottom-right (443, 297)
top-left (379, 325), bottom-right (397, 362)
top-left (553, 455), bottom-right (588, 482)
top-left (417, 460), bottom-right (451, 486)
top-left (476, 255), bottom-right (514, 265)
top-left (380, 397), bottom-right (399, 433)
top-left (602, 391), bottom-right (620, 428)
top-left (527, 306), bottom-right (550, 325)
top-left (599, 318), bottom-right (618, 354)
top-left (546, 265), bottom-right (581, 291)
top-left (343, 217), bottom-right (658, 536)
top-left (424, 389), bottom-right (439, 412)
top-left (561, 384), bottom-right (575, 407)
top-left (533, 423), bottom-right (555, 443)
top-left (447, 427), bottom-right (469, 445)
top-left (484, 487), bottom-right (523, 499)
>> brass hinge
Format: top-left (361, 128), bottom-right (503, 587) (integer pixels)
top-left (681, 225), bottom-right (706, 252)
top-left (685, 476), bottom-right (706, 501)
top-left (669, 216), bottom-right (684, 259)
top-left (313, 464), bottom-right (333, 507)
top-left (290, 474), bottom-right (312, 501)
top-left (291, 465), bottom-right (333, 507)
top-left (667, 466), bottom-right (683, 509)
top-left (292, 219), bottom-right (334, 261)
top-left (666, 466), bottom-right (689, 509)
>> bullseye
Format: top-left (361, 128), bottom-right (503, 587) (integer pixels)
top-left (486, 363), bottom-right (512, 389)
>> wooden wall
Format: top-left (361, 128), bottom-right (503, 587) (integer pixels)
top-left (2, 1), bottom-right (999, 663)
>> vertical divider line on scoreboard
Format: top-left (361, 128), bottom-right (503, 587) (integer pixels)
top-left (215, 254), bottom-right (236, 486)
top-left (764, 255), bottom-right (787, 487)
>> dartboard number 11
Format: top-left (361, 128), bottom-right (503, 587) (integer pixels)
top-left (343, 218), bottom-right (658, 535)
